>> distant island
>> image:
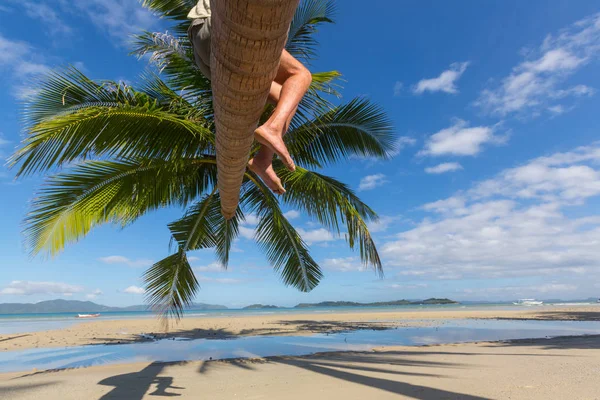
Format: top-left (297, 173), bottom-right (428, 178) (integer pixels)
top-left (294, 298), bottom-right (458, 308)
top-left (0, 299), bottom-right (227, 315)
top-left (243, 304), bottom-right (280, 309)
top-left (0, 298), bottom-right (461, 315)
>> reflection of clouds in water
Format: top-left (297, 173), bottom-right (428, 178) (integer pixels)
top-left (2, 320), bottom-right (600, 373)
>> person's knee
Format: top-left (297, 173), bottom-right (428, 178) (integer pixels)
top-left (294, 65), bottom-right (312, 88)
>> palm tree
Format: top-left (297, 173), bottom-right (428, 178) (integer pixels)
top-left (9, 0), bottom-right (396, 320)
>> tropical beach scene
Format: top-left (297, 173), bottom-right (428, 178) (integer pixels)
top-left (1, 0), bottom-right (600, 399)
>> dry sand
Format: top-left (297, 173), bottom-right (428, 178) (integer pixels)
top-left (1, 305), bottom-right (598, 351)
top-left (1, 334), bottom-right (599, 399)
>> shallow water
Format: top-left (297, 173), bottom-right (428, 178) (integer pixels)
top-left (0, 319), bottom-right (598, 373)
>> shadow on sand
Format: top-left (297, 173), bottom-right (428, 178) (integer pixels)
top-left (95, 348), bottom-right (492, 400)
top-left (92, 333), bottom-right (600, 399)
top-left (98, 362), bottom-right (186, 399)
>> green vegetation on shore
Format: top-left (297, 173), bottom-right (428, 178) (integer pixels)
top-left (294, 298), bottom-right (458, 308)
top-left (243, 304), bottom-right (280, 310)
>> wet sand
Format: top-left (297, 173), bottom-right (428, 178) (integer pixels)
top-left (1, 334), bottom-right (598, 399)
top-left (1, 305), bottom-right (598, 351)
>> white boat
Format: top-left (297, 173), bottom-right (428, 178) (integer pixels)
top-left (513, 299), bottom-right (543, 306)
top-left (77, 313), bottom-right (101, 318)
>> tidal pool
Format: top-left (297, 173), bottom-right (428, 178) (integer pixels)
top-left (0, 319), bottom-right (598, 373)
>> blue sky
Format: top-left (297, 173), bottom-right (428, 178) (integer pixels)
top-left (1, 0), bottom-right (600, 307)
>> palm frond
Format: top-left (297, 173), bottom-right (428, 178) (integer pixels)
top-left (279, 166), bottom-right (382, 275)
top-left (242, 178), bottom-right (322, 291)
top-left (286, 97), bottom-right (396, 168)
top-left (24, 158), bottom-right (216, 256)
top-left (144, 249), bottom-right (199, 321)
top-left (140, 0), bottom-right (197, 35)
top-left (12, 104), bottom-right (214, 177)
top-left (287, 0), bottom-right (336, 63)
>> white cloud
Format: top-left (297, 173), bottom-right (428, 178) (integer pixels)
top-left (22, 1), bottom-right (72, 37)
top-left (123, 286), bottom-right (145, 294)
top-left (239, 226), bottom-right (256, 240)
top-left (284, 210), bottom-right (300, 220)
top-left (0, 34), bottom-right (50, 98)
top-left (367, 215), bottom-right (399, 233)
top-left (393, 81), bottom-right (403, 96)
top-left (477, 13), bottom-right (600, 117)
top-left (61, 0), bottom-right (158, 43)
top-left (86, 289), bottom-right (103, 300)
top-left (413, 62), bottom-right (470, 94)
top-left (242, 213), bottom-right (260, 226)
top-left (418, 120), bottom-right (507, 157)
top-left (358, 174), bottom-right (388, 191)
top-left (297, 228), bottom-right (337, 245)
top-left (194, 262), bottom-right (226, 273)
top-left (99, 256), bottom-right (153, 268)
top-left (0, 281), bottom-right (84, 296)
top-left (425, 162), bottom-right (464, 174)
top-left (382, 143), bottom-right (600, 292)
top-left (323, 257), bottom-right (365, 272)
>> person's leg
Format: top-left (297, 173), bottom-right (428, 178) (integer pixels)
top-left (255, 50), bottom-right (312, 171)
top-left (249, 77), bottom-right (303, 194)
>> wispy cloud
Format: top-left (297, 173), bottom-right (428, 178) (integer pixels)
top-left (418, 119), bottom-right (507, 157)
top-left (393, 81), bottom-right (403, 96)
top-left (0, 34), bottom-right (50, 99)
top-left (425, 162), bottom-right (464, 174)
top-left (86, 289), bottom-right (103, 300)
top-left (99, 256), bottom-right (153, 268)
top-left (476, 13), bottom-right (600, 117)
top-left (323, 257), bottom-right (365, 272)
top-left (358, 174), bottom-right (388, 191)
top-left (382, 143), bottom-right (600, 293)
top-left (413, 62), bottom-right (470, 95)
top-left (21, 1), bottom-right (73, 37)
top-left (60, 0), bottom-right (158, 45)
top-left (297, 228), bottom-right (337, 245)
top-left (284, 210), bottom-right (300, 220)
top-left (123, 285), bottom-right (145, 294)
top-left (0, 281), bottom-right (84, 296)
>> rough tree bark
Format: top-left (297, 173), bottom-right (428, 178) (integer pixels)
top-left (210, 0), bottom-right (300, 219)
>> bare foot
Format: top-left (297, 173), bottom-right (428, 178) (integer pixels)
top-left (248, 158), bottom-right (286, 195)
top-left (255, 125), bottom-right (295, 171)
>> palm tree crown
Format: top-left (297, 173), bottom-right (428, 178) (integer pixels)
top-left (10, 0), bottom-right (396, 320)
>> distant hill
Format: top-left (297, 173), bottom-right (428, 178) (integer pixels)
top-left (0, 300), bottom-right (227, 315)
top-left (243, 304), bottom-right (280, 309)
top-left (294, 298), bottom-right (458, 308)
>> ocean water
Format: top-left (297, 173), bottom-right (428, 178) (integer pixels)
top-left (0, 303), bottom-right (505, 335)
top-left (1, 302), bottom-right (598, 335)
top-left (0, 319), bottom-right (598, 373)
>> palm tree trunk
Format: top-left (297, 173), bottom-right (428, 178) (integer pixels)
top-left (210, 0), bottom-right (300, 219)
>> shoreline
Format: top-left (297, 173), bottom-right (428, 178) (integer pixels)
top-left (1, 305), bottom-right (598, 351)
top-left (2, 334), bottom-right (599, 399)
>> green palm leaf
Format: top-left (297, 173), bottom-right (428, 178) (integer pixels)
top-left (144, 249), bottom-right (199, 321)
top-left (25, 158), bottom-right (216, 256)
top-left (243, 178), bottom-right (322, 291)
top-left (287, 97), bottom-right (396, 168)
top-left (12, 103), bottom-right (214, 177)
top-left (287, 0), bottom-right (336, 62)
top-left (278, 166), bottom-right (382, 274)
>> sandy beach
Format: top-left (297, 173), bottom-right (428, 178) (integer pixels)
top-left (1, 334), bottom-right (598, 399)
top-left (1, 305), bottom-right (598, 351)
